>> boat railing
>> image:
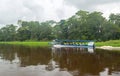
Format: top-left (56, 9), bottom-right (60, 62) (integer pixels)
top-left (52, 40), bottom-right (95, 47)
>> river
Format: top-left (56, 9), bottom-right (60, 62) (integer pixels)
top-left (0, 44), bottom-right (120, 76)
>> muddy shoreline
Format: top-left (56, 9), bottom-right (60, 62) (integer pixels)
top-left (96, 46), bottom-right (120, 51)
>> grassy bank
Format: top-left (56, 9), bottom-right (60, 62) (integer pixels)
top-left (0, 41), bottom-right (51, 47)
top-left (95, 40), bottom-right (120, 47)
top-left (0, 40), bottom-right (120, 47)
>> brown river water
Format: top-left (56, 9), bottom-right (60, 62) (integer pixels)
top-left (0, 44), bottom-right (120, 76)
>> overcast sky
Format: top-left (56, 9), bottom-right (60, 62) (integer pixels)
top-left (0, 0), bottom-right (120, 27)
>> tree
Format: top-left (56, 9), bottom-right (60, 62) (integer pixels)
top-left (56, 20), bottom-right (69, 39)
top-left (0, 10), bottom-right (120, 41)
top-left (109, 13), bottom-right (120, 27)
top-left (17, 27), bottom-right (31, 41)
top-left (86, 11), bottom-right (106, 41)
top-left (0, 24), bottom-right (17, 41)
top-left (109, 14), bottom-right (120, 39)
top-left (67, 10), bottom-right (89, 40)
top-left (37, 21), bottom-right (53, 40)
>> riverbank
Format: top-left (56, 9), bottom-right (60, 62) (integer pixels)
top-left (95, 40), bottom-right (120, 51)
top-left (0, 40), bottom-right (120, 48)
top-left (95, 40), bottom-right (120, 47)
top-left (96, 46), bottom-right (120, 51)
top-left (0, 41), bottom-right (50, 47)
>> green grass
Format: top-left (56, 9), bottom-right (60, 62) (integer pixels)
top-left (96, 40), bottom-right (120, 47)
top-left (0, 40), bottom-right (120, 47)
top-left (0, 41), bottom-right (51, 47)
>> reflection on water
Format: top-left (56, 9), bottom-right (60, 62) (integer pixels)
top-left (0, 44), bottom-right (120, 76)
top-left (0, 45), bottom-right (51, 67)
top-left (52, 47), bottom-right (120, 76)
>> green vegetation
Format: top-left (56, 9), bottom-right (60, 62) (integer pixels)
top-left (0, 40), bottom-right (120, 47)
top-left (0, 10), bottom-right (120, 42)
top-left (0, 41), bottom-right (50, 47)
top-left (96, 40), bottom-right (120, 47)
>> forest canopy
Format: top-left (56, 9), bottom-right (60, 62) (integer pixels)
top-left (0, 10), bottom-right (120, 41)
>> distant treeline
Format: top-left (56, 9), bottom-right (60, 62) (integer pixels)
top-left (0, 10), bottom-right (120, 41)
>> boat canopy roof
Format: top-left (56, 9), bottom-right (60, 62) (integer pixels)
top-left (54, 40), bottom-right (94, 42)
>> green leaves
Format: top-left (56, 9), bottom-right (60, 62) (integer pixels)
top-left (0, 24), bottom-right (17, 41)
top-left (0, 10), bottom-right (120, 41)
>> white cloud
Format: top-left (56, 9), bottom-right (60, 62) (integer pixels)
top-left (65, 0), bottom-right (120, 18)
top-left (0, 0), bottom-right (120, 27)
top-left (95, 3), bottom-right (120, 19)
top-left (0, 0), bottom-right (78, 27)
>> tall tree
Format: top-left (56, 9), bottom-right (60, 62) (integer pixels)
top-left (0, 24), bottom-right (17, 41)
top-left (17, 20), bottom-right (31, 41)
top-left (86, 11), bottom-right (105, 41)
